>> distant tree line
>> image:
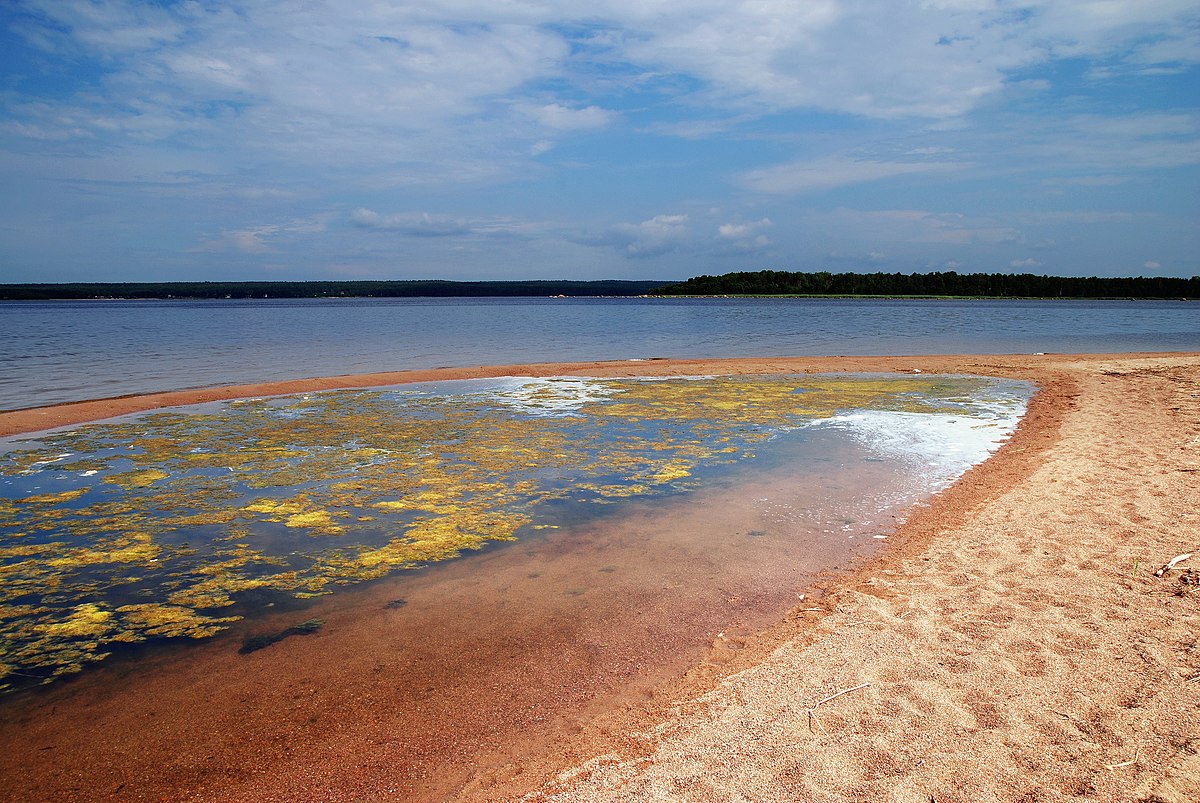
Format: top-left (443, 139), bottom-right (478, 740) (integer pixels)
top-left (650, 270), bottom-right (1199, 299)
top-left (0, 279), bottom-right (664, 301)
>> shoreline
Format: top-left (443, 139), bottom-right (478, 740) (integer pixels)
top-left (0, 351), bottom-right (1179, 438)
top-left (1, 352), bottom-right (1198, 801)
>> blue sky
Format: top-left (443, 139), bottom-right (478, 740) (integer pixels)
top-left (1, 1), bottom-right (1197, 283)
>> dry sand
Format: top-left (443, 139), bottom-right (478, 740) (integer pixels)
top-left (1, 352), bottom-right (1197, 802)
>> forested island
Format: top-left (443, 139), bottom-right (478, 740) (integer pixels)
top-left (650, 270), bottom-right (1199, 298)
top-left (1, 271), bottom-right (1196, 300)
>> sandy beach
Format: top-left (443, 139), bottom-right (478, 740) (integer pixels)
top-left (1, 352), bottom-right (1197, 802)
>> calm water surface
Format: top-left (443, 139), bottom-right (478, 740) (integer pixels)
top-left (1, 296), bottom-right (1196, 410)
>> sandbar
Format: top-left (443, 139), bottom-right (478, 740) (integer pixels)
top-left (0, 352), bottom-right (1197, 802)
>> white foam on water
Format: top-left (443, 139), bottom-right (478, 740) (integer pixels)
top-left (480, 376), bottom-right (623, 417)
top-left (814, 393), bottom-right (1026, 492)
top-left (479, 374), bottom-right (725, 416)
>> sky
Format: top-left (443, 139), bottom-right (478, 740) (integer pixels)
top-left (0, 1), bottom-right (1197, 283)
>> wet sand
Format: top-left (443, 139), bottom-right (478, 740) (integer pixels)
top-left (1, 353), bottom-right (1198, 802)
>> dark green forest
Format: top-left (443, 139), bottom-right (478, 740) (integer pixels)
top-left (650, 270), bottom-right (1199, 299)
top-left (0, 279), bottom-right (663, 301)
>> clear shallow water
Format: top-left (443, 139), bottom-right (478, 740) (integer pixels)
top-left (0, 296), bottom-right (1195, 410)
top-left (0, 373), bottom-right (1028, 693)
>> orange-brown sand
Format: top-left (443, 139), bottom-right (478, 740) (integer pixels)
top-left (0, 353), bottom-right (1197, 802)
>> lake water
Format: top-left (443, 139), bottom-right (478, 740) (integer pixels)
top-left (1, 296), bottom-right (1196, 410)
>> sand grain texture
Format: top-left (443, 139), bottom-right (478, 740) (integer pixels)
top-left (525, 355), bottom-right (1200, 803)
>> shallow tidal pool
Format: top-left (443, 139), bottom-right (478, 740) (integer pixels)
top-left (0, 373), bottom-right (1030, 693)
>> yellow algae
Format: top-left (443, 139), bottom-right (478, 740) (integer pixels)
top-left (0, 604), bottom-right (47, 619)
top-left (0, 372), bottom-right (1023, 690)
top-left (114, 603), bottom-right (240, 639)
top-left (35, 603), bottom-right (113, 638)
top-left (374, 496), bottom-right (421, 511)
top-left (647, 461), bottom-right (693, 483)
top-left (242, 498), bottom-right (309, 516)
top-left (169, 510), bottom-right (239, 527)
top-left (243, 496), bottom-right (346, 534)
top-left (105, 469), bottom-right (169, 489)
top-left (168, 574), bottom-right (274, 609)
top-left (0, 543), bottom-right (60, 559)
top-left (14, 488), bottom-right (89, 506)
top-left (45, 532), bottom-right (160, 568)
top-left (284, 510), bottom-right (343, 532)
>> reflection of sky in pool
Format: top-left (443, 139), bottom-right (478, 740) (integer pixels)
top-left (0, 374), bottom-right (1029, 692)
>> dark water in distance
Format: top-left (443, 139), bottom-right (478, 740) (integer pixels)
top-left (1, 296), bottom-right (1197, 410)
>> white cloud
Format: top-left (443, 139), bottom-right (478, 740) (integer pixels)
top-left (827, 250), bottom-right (889, 266)
top-left (716, 218), bottom-right (773, 253)
top-left (200, 217), bottom-right (328, 253)
top-left (606, 0), bottom-right (1197, 119)
top-left (522, 103), bottom-right (615, 131)
top-left (717, 218), bottom-right (772, 239)
top-left (19, 0), bottom-right (186, 53)
top-left (8, 2), bottom-right (574, 185)
top-left (1144, 260), bottom-right (1162, 269)
top-left (1009, 258), bottom-right (1043, 269)
top-left (350, 208), bottom-right (540, 238)
top-left (351, 209), bottom-right (471, 237)
top-left (3, 1), bottom-right (1198, 279)
top-left (1042, 175), bottom-right (1131, 187)
top-left (739, 158), bottom-right (962, 195)
top-left (584, 214), bottom-right (692, 257)
top-left (1015, 113), bottom-right (1200, 171)
top-left (10, 1), bottom-right (1196, 166)
top-left (4, 1), bottom-right (1195, 205)
top-left (815, 208), bottom-right (1021, 245)
top-left (1015, 211), bottom-right (1144, 224)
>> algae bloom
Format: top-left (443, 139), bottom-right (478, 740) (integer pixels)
top-left (0, 374), bottom-right (1028, 691)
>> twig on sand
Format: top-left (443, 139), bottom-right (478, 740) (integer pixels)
top-left (1155, 553), bottom-right (1194, 577)
top-left (807, 682), bottom-right (871, 734)
top-left (1104, 748), bottom-right (1140, 770)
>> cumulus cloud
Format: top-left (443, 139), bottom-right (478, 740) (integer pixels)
top-left (717, 218), bottom-right (773, 252)
top-left (1010, 258), bottom-right (1043, 269)
top-left (1144, 261), bottom-right (1162, 270)
top-left (584, 214), bottom-right (691, 257)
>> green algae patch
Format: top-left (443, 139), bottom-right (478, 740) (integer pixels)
top-left (0, 373), bottom-right (1025, 691)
